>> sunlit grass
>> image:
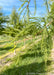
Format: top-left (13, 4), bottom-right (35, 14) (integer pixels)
top-left (0, 40), bottom-right (51, 75)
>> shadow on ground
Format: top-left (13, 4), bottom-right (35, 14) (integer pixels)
top-left (0, 60), bottom-right (51, 75)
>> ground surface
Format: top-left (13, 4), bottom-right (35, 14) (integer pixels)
top-left (0, 35), bottom-right (54, 75)
top-left (50, 37), bottom-right (54, 75)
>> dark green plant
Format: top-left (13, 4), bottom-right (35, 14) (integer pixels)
top-left (0, 7), bottom-right (8, 35)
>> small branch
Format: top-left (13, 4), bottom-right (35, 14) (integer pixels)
top-left (46, 19), bottom-right (53, 27)
top-left (36, 19), bottom-right (54, 35)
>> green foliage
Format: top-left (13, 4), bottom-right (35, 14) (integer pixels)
top-left (5, 8), bottom-right (24, 36)
top-left (47, 1), bottom-right (54, 35)
top-left (10, 8), bottom-right (19, 28)
top-left (18, 1), bottom-right (27, 11)
top-left (50, 2), bottom-right (54, 34)
top-left (0, 8), bottom-right (8, 35)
